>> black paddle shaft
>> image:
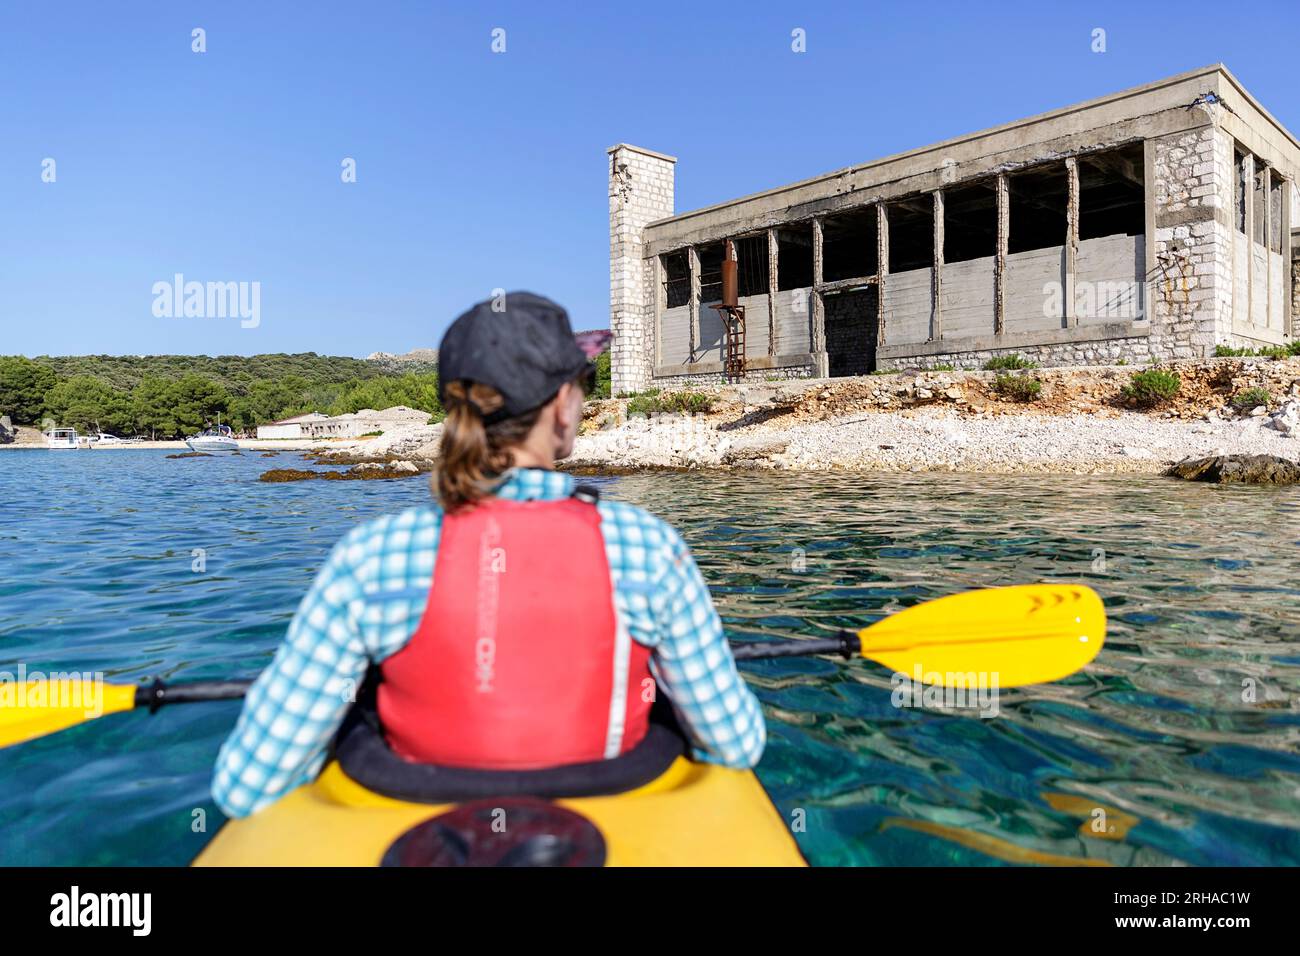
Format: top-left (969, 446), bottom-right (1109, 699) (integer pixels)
top-left (135, 678), bottom-right (254, 712)
top-left (134, 632), bottom-right (861, 709)
top-left (730, 631), bottom-right (860, 661)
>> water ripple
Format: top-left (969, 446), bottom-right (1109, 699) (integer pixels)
top-left (0, 452), bottom-right (1297, 865)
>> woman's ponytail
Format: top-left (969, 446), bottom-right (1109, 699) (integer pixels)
top-left (437, 380), bottom-right (542, 511)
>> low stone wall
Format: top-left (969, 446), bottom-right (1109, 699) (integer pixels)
top-left (889, 336), bottom-right (1154, 371)
top-left (653, 362), bottom-right (813, 388)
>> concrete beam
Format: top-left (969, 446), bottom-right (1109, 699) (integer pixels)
top-left (815, 275), bottom-right (880, 295)
top-left (641, 122), bottom-right (1203, 257)
top-left (641, 68), bottom-right (1256, 255)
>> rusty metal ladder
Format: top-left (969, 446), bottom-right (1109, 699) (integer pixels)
top-left (718, 305), bottom-right (746, 382)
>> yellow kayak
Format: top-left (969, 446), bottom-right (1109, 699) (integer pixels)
top-left (195, 755), bottom-right (806, 867)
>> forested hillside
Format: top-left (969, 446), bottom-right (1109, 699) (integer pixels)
top-left (0, 353), bottom-right (441, 438)
top-left (0, 350), bottom-right (611, 439)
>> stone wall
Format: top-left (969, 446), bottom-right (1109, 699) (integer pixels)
top-left (1148, 125), bottom-right (1232, 360)
top-left (898, 337), bottom-right (1153, 371)
top-left (609, 145), bottom-right (675, 396)
top-left (653, 362), bottom-right (814, 389)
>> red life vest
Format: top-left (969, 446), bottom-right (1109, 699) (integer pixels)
top-left (378, 494), bottom-right (653, 770)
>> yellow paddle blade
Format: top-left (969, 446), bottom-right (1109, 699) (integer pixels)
top-left (0, 680), bottom-right (138, 749)
top-left (858, 584), bottom-right (1105, 688)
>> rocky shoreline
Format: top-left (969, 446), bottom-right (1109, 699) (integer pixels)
top-left (303, 357), bottom-right (1300, 480)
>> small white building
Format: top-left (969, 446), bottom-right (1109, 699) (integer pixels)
top-left (255, 406), bottom-right (432, 440)
top-left (256, 412), bottom-right (331, 440)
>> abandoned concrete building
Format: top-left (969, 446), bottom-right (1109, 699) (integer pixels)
top-left (607, 64), bottom-right (1300, 395)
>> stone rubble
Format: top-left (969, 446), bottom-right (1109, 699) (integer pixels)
top-left (565, 406), bottom-right (1299, 475)
top-left (302, 359), bottom-right (1300, 478)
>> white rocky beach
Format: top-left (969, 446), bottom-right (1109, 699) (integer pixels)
top-left (301, 357), bottom-right (1300, 479)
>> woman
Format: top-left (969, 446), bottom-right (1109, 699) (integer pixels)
top-left (212, 292), bottom-right (764, 818)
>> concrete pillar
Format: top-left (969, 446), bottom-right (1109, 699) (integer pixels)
top-left (931, 191), bottom-right (943, 341)
top-left (766, 228), bottom-right (779, 356)
top-left (608, 144), bottom-right (676, 395)
top-left (877, 203), bottom-right (889, 348)
top-left (1291, 182), bottom-right (1299, 337)
top-left (1065, 157), bottom-right (1079, 328)
top-left (688, 245), bottom-right (701, 361)
top-left (811, 217), bottom-right (827, 376)
top-left (1262, 164), bottom-right (1273, 330)
top-left (1284, 180), bottom-right (1294, 338)
top-left (1149, 126), bottom-right (1235, 358)
top-left (995, 174), bottom-right (1009, 336)
top-left (1244, 153), bottom-right (1255, 328)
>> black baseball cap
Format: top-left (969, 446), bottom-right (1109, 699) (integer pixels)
top-left (438, 291), bottom-right (594, 422)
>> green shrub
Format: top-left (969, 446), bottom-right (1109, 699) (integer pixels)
top-left (993, 373), bottom-right (1042, 402)
top-left (984, 354), bottom-right (1037, 371)
top-left (1214, 342), bottom-right (1300, 359)
top-left (617, 387), bottom-right (660, 400)
top-left (1121, 369), bottom-right (1181, 407)
top-left (626, 390), bottom-right (714, 417)
top-left (589, 351), bottom-right (612, 400)
top-left (1229, 387), bottom-right (1272, 412)
top-left (663, 391), bottom-right (715, 414)
top-left (931, 363), bottom-right (956, 371)
top-left (625, 394), bottom-right (658, 417)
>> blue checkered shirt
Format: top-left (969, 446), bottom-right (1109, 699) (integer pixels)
top-left (212, 468), bottom-right (766, 817)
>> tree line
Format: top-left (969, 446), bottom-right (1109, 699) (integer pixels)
top-left (0, 351), bottom-right (611, 438)
top-left (0, 354), bottom-right (444, 438)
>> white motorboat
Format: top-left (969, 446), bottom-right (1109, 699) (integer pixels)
top-left (91, 433), bottom-right (125, 446)
top-left (44, 428), bottom-right (79, 450)
top-left (185, 423), bottom-right (240, 452)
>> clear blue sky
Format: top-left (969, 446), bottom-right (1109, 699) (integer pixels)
top-left (1, 1), bottom-right (1296, 358)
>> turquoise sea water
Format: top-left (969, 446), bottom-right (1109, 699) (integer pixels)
top-left (1, 450), bottom-right (1298, 866)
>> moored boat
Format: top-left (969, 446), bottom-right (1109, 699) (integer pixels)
top-left (44, 428), bottom-right (79, 450)
top-left (185, 423), bottom-right (240, 452)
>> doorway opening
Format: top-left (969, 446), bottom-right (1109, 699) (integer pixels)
top-left (825, 287), bottom-right (879, 377)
